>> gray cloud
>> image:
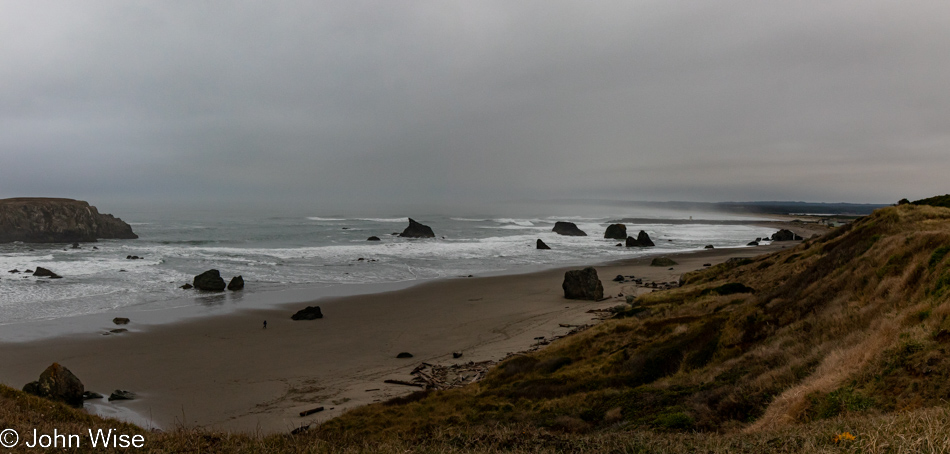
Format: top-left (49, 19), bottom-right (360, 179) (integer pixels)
top-left (2, 1), bottom-right (948, 213)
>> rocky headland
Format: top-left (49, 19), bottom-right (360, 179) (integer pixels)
top-left (0, 198), bottom-right (137, 243)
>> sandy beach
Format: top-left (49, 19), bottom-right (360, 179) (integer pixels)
top-left (0, 242), bottom-right (794, 434)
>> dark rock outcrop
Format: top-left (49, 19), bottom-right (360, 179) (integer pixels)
top-left (536, 239), bottom-right (551, 249)
top-left (650, 257), bottom-right (678, 267)
top-left (396, 352), bottom-right (414, 359)
top-left (0, 198), bottom-right (137, 243)
top-left (367, 236), bottom-right (381, 241)
top-left (22, 363), bottom-right (84, 407)
top-left (83, 391), bottom-right (104, 400)
top-left (562, 267), bottom-right (603, 300)
top-left (625, 230), bottom-right (655, 247)
top-left (193, 269), bottom-right (226, 292)
top-left (33, 267), bottom-right (62, 279)
top-left (771, 229), bottom-right (803, 241)
top-left (108, 390), bottom-right (136, 401)
top-left (399, 218), bottom-right (435, 238)
top-left (553, 221), bottom-right (587, 236)
top-left (291, 306), bottom-right (324, 320)
top-left (227, 275), bottom-right (245, 291)
top-left (180, 283), bottom-right (193, 289)
top-left (604, 224), bottom-right (627, 240)
top-left (636, 230), bottom-right (655, 246)
top-left (113, 317), bottom-right (130, 325)
top-left (747, 241), bottom-right (759, 246)
top-left (704, 245), bottom-right (715, 249)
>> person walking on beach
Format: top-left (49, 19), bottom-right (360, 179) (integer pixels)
top-left (263, 320), bottom-right (267, 329)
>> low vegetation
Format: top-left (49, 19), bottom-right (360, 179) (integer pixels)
top-left (5, 203), bottom-right (950, 452)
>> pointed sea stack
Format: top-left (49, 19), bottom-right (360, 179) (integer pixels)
top-left (604, 224), bottom-right (627, 240)
top-left (553, 221), bottom-right (587, 236)
top-left (227, 275), bottom-right (245, 291)
top-left (399, 218), bottom-right (435, 238)
top-left (625, 230), bottom-right (655, 247)
top-left (537, 239), bottom-right (551, 249)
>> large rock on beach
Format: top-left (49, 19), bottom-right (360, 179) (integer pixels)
top-left (193, 269), bottom-right (227, 292)
top-left (553, 221), bottom-right (587, 236)
top-left (0, 198), bottom-right (137, 243)
top-left (227, 275), bottom-right (245, 291)
top-left (771, 229), bottom-right (803, 241)
top-left (399, 218), bottom-right (435, 238)
top-left (536, 239), bottom-right (551, 249)
top-left (367, 236), bottom-right (381, 241)
top-left (650, 257), bottom-right (678, 267)
top-left (22, 363), bottom-right (85, 407)
top-left (562, 267), bottom-right (604, 301)
top-left (604, 224), bottom-right (627, 240)
top-left (291, 306), bottom-right (324, 320)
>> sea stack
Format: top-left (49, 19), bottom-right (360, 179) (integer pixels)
top-left (604, 224), bottom-right (627, 240)
top-left (553, 221), bottom-right (587, 236)
top-left (0, 198), bottom-right (137, 243)
top-left (399, 218), bottom-right (436, 238)
top-left (193, 269), bottom-right (227, 292)
top-left (625, 230), bottom-right (655, 247)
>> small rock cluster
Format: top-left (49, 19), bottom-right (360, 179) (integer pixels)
top-left (186, 269), bottom-right (244, 292)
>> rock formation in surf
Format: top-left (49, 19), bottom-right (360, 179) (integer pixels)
top-left (553, 221), bottom-right (587, 236)
top-left (399, 218), bottom-right (436, 238)
top-left (604, 224), bottom-right (627, 240)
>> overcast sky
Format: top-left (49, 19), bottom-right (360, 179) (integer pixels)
top-left (1, 1), bottom-right (948, 214)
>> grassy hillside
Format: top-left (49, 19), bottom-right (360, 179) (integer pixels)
top-left (5, 203), bottom-right (950, 452)
top-left (913, 194), bottom-right (950, 209)
top-left (314, 203), bottom-right (950, 446)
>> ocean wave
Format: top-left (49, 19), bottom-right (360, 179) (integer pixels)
top-left (493, 218), bottom-right (536, 227)
top-left (306, 217), bottom-right (347, 221)
top-left (356, 218), bottom-right (409, 223)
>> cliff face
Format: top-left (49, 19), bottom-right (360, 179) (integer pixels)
top-left (0, 198), bottom-right (138, 243)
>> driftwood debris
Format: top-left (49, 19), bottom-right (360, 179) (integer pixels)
top-left (406, 361), bottom-right (497, 390)
top-left (384, 325), bottom-right (594, 391)
top-left (299, 406), bottom-right (324, 417)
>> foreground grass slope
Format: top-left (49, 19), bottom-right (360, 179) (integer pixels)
top-left (5, 203), bottom-right (950, 452)
top-left (316, 204), bottom-right (950, 441)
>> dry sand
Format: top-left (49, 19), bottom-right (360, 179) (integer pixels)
top-left (0, 242), bottom-right (794, 434)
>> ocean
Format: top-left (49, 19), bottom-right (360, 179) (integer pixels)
top-left (0, 208), bottom-right (773, 339)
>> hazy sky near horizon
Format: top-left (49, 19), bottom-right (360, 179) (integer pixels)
top-left (1, 1), bottom-right (948, 213)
